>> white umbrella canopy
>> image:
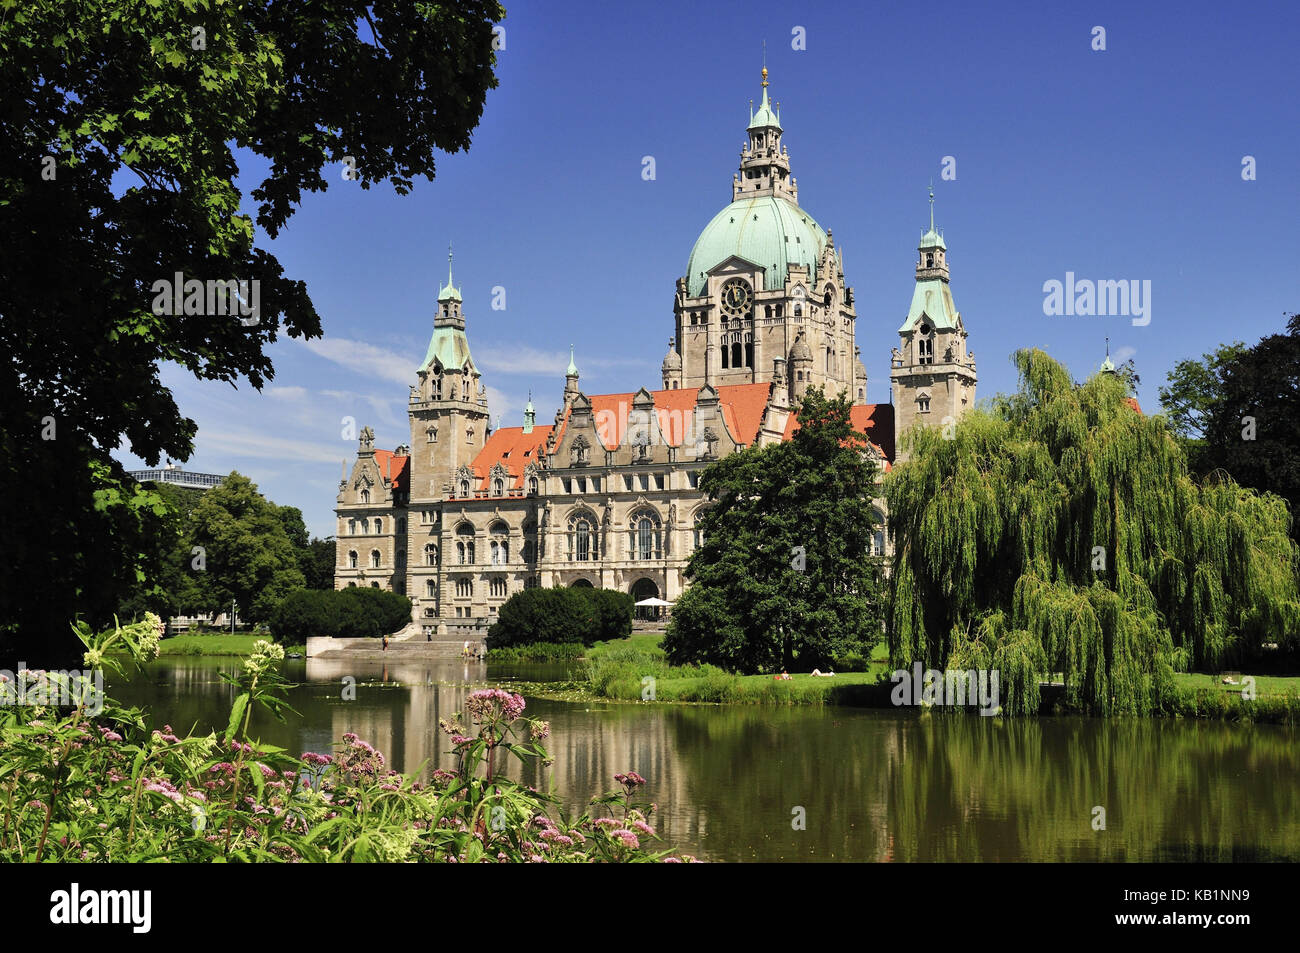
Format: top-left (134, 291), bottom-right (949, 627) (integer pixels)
top-left (634, 597), bottom-right (673, 607)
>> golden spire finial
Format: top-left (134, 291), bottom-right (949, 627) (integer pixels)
top-left (761, 66), bottom-right (768, 88)
top-left (761, 39), bottom-right (768, 87)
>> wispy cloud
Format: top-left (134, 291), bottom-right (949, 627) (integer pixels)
top-left (1113, 346), bottom-right (1136, 363)
top-left (299, 337), bottom-right (415, 387)
top-left (199, 428), bottom-right (345, 465)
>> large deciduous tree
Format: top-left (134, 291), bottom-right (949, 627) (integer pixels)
top-left (190, 473), bottom-right (304, 624)
top-left (1158, 340), bottom-right (1247, 476)
top-left (0, 0), bottom-right (503, 662)
top-left (1199, 314), bottom-right (1300, 543)
top-left (887, 349), bottom-right (1300, 716)
top-left (665, 389), bottom-right (885, 673)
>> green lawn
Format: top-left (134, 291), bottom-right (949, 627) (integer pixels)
top-left (149, 634), bottom-right (302, 657)
top-left (1173, 672), bottom-right (1300, 698)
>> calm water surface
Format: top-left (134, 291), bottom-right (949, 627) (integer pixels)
top-left (110, 657), bottom-right (1300, 862)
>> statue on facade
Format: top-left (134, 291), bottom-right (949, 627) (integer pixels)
top-left (359, 426), bottom-right (374, 450)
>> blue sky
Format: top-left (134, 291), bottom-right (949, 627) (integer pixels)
top-left (114, 0), bottom-right (1300, 539)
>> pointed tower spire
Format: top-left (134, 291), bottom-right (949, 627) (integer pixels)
top-left (929, 180), bottom-right (935, 232)
top-left (563, 345), bottom-right (580, 407)
top-left (523, 389), bottom-right (536, 433)
top-left (438, 242), bottom-right (462, 303)
top-left (736, 62), bottom-right (793, 202)
top-left (1101, 336), bottom-right (1116, 373)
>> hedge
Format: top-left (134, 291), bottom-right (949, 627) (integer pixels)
top-left (487, 586), bottom-right (632, 648)
top-left (270, 587), bottom-right (413, 643)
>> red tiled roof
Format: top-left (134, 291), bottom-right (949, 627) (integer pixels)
top-left (783, 403), bottom-right (895, 469)
top-left (586, 382), bottom-right (772, 449)
top-left (1124, 396), bottom-right (1142, 414)
top-left (467, 425), bottom-right (553, 497)
top-left (372, 450), bottom-right (409, 493)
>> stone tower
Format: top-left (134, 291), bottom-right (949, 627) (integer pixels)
top-left (673, 67), bottom-right (860, 403)
top-left (408, 246), bottom-right (491, 499)
top-left (889, 190), bottom-right (977, 464)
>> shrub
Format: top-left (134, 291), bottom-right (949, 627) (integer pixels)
top-left (270, 588), bottom-right (413, 643)
top-left (488, 586), bottom-right (632, 649)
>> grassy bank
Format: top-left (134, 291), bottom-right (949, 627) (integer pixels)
top-left (144, 634), bottom-right (305, 657)
top-left (565, 637), bottom-right (1300, 721)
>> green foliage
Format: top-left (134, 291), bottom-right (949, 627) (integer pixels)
top-left (887, 348), bottom-right (1300, 716)
top-left (0, 0), bottom-right (504, 659)
top-left (665, 388), bottom-right (885, 673)
top-left (488, 587), bottom-right (632, 648)
top-left (0, 619), bottom-right (692, 862)
top-left (486, 643), bottom-right (586, 663)
top-left (270, 587), bottom-right (412, 642)
top-left (188, 473), bottom-right (305, 623)
top-left (1158, 340), bottom-right (1247, 474)
top-left (1199, 313), bottom-right (1300, 543)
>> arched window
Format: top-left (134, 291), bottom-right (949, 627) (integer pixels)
top-left (568, 513), bottom-right (597, 562)
top-left (455, 579), bottom-right (472, 598)
top-left (824, 287), bottom-right (833, 308)
top-left (721, 345), bottom-right (729, 369)
top-left (348, 551), bottom-right (358, 568)
top-left (456, 524), bottom-right (475, 564)
top-left (731, 342), bottom-right (742, 368)
top-left (459, 480), bottom-right (470, 497)
top-left (361, 489), bottom-right (371, 503)
top-left (794, 303), bottom-right (802, 317)
top-left (370, 550), bottom-right (381, 569)
top-left (374, 518), bottom-right (382, 534)
top-left (745, 341), bottom-right (754, 367)
top-left (765, 305), bottom-right (772, 318)
top-left (347, 581), bottom-right (357, 588)
top-left (871, 509), bottom-right (887, 557)
top-left (493, 477), bottom-right (504, 496)
top-left (693, 511), bottom-right (706, 551)
top-left (424, 543), bottom-right (438, 566)
top-left (629, 510), bottom-right (662, 560)
top-left (426, 579), bottom-right (437, 598)
top-left (370, 581), bottom-right (379, 589)
top-left (826, 348), bottom-right (833, 374)
top-left (360, 518), bottom-right (369, 534)
top-left (528, 476), bottom-right (539, 495)
top-left (918, 395), bottom-right (931, 413)
top-left (926, 253), bottom-right (934, 268)
top-left (431, 368), bottom-right (443, 400)
top-left (348, 519), bottom-right (356, 535)
top-left (489, 522), bottom-right (509, 565)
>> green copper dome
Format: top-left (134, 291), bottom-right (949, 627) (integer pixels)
top-left (685, 194), bottom-right (828, 297)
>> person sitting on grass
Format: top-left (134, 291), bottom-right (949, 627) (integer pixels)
top-left (773, 669), bottom-right (792, 681)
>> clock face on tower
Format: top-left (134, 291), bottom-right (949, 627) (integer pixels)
top-left (720, 278), bottom-right (753, 318)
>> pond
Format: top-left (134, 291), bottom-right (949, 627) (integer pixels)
top-left (109, 657), bottom-right (1300, 862)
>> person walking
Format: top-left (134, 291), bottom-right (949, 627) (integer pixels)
top-left (382, 635), bottom-right (389, 652)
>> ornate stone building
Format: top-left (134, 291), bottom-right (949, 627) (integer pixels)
top-left (334, 69), bottom-right (977, 636)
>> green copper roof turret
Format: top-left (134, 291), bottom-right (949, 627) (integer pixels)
top-left (566, 344), bottom-right (578, 377)
top-left (747, 67), bottom-right (781, 130)
top-left (437, 243), bottom-right (461, 302)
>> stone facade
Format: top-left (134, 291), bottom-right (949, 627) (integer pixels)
top-left (334, 70), bottom-right (976, 633)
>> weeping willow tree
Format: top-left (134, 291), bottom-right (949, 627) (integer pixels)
top-left (886, 349), bottom-right (1300, 715)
